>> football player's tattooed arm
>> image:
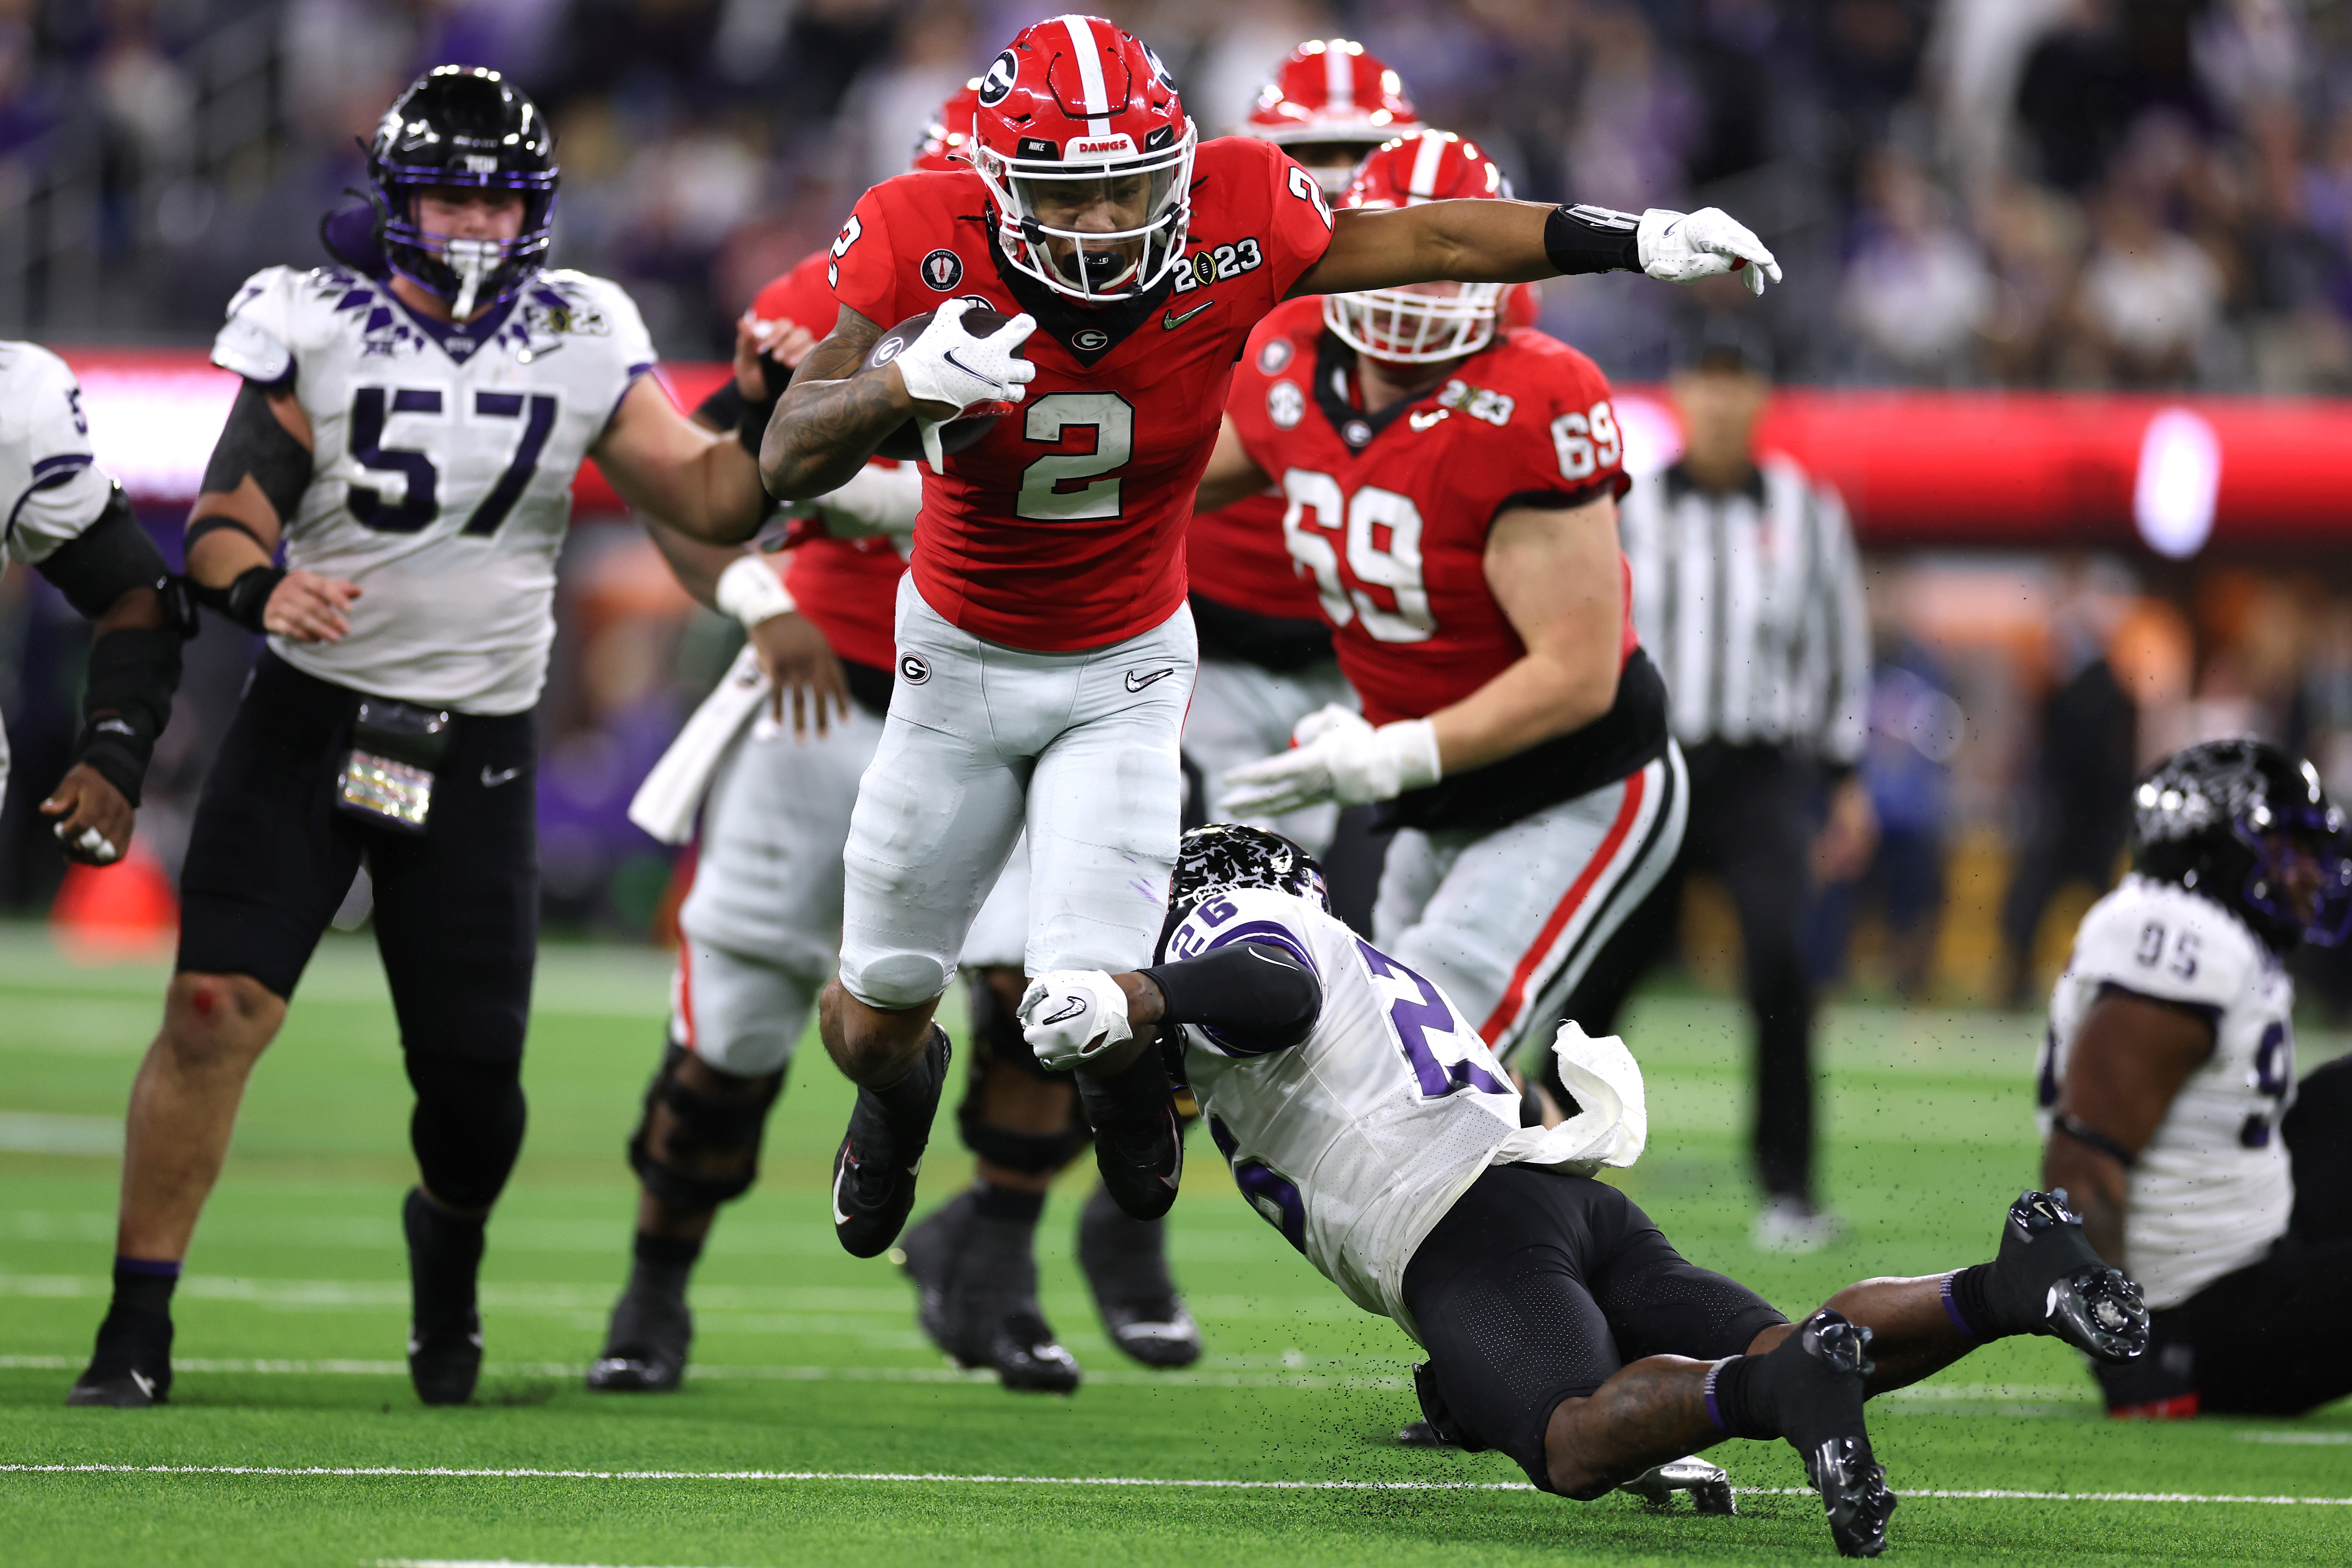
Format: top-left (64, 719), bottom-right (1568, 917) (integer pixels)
top-left (1295, 202), bottom-right (1565, 297)
top-left (1422, 495), bottom-right (1625, 774)
top-left (760, 306), bottom-right (914, 500)
top-left (1192, 415), bottom-right (1272, 514)
top-left (187, 385), bottom-right (362, 643)
top-left (2042, 989), bottom-right (2214, 1265)
top-left (595, 375), bottom-right (770, 546)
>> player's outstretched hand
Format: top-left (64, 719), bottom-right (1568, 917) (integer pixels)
top-left (734, 310), bottom-right (818, 399)
top-left (748, 610), bottom-right (852, 740)
top-left (1020, 969), bottom-right (1134, 1071)
top-left (1221, 704), bottom-right (1442, 815)
top-left (263, 569), bottom-right (362, 643)
top-left (1637, 207), bottom-right (1783, 296)
top-left (40, 763), bottom-right (132, 866)
top-left (890, 301), bottom-right (1038, 418)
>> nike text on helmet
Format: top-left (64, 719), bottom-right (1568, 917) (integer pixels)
top-left (1324, 131), bottom-right (1512, 364)
top-left (913, 79), bottom-right (983, 173)
top-left (1169, 824), bottom-right (1329, 922)
top-left (968, 14), bottom-right (1197, 303)
top-left (2130, 738), bottom-right (2352, 952)
top-left (369, 65), bottom-right (559, 321)
top-left (1242, 38), bottom-right (1420, 193)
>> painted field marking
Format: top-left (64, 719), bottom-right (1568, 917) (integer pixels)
top-left (2239, 1431), bottom-right (2352, 1445)
top-left (375, 1560), bottom-right (751, 1568)
top-left (6, 1463), bottom-right (2352, 1506)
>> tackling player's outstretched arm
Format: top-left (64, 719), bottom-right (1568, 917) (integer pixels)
top-left (594, 375), bottom-right (771, 546)
top-left (1292, 200), bottom-right (1782, 299)
top-left (1020, 943), bottom-right (1323, 1074)
top-left (1192, 415), bottom-right (1273, 515)
top-left (1423, 496), bottom-right (1627, 775)
top-left (2042, 990), bottom-right (2213, 1264)
top-left (185, 382), bottom-right (361, 643)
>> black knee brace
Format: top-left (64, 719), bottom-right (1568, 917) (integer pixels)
top-left (965, 968), bottom-right (1061, 1080)
top-left (956, 971), bottom-right (1092, 1172)
top-left (405, 1051), bottom-right (528, 1212)
top-left (627, 1040), bottom-right (787, 1211)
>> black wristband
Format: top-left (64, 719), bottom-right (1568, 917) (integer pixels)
top-left (738, 393), bottom-right (780, 459)
top-left (194, 564), bottom-right (285, 634)
top-left (73, 624), bottom-right (184, 807)
top-left (2054, 1114), bottom-right (2138, 1169)
top-left (1544, 204), bottom-right (1642, 276)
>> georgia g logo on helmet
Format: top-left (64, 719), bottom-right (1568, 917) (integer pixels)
top-left (978, 49), bottom-right (1018, 106)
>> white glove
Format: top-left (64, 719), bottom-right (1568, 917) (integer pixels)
top-left (1637, 207), bottom-right (1783, 296)
top-left (1220, 704), bottom-right (1441, 816)
top-left (1019, 969), bottom-right (1135, 1071)
top-left (808, 461), bottom-right (922, 538)
top-left (889, 300), bottom-right (1037, 413)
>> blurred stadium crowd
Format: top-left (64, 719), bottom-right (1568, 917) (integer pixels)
top-left (7, 0), bottom-right (2352, 1012)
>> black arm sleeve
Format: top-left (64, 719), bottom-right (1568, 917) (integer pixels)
top-left (33, 486), bottom-right (167, 618)
top-left (199, 379), bottom-right (313, 520)
top-left (1543, 204), bottom-right (1643, 276)
top-left (1139, 941), bottom-right (1323, 1050)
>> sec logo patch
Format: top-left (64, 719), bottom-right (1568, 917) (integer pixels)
top-left (1267, 380), bottom-right (1304, 429)
top-left (1257, 337), bottom-right (1293, 374)
top-left (920, 248), bottom-right (964, 291)
top-left (898, 653), bottom-right (931, 685)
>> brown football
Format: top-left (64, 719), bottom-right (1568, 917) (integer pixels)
top-left (863, 305), bottom-right (1022, 462)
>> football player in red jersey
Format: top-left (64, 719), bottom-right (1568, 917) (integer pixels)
top-left (1243, 37), bottom-right (1423, 195)
top-left (1205, 130), bottom-right (1685, 1127)
top-left (755, 14), bottom-right (1781, 1261)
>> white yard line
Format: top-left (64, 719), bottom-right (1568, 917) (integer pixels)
top-left (3, 1463), bottom-right (2350, 1506)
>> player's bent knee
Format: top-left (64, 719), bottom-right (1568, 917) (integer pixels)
top-left (1541, 1398), bottom-right (1619, 1501)
top-left (840, 952), bottom-right (953, 1013)
top-left (160, 972), bottom-right (285, 1066)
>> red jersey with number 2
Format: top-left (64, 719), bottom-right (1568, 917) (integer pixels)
top-left (748, 249), bottom-right (907, 671)
top-left (1226, 296), bottom-right (1635, 726)
top-left (827, 138), bottom-right (1336, 651)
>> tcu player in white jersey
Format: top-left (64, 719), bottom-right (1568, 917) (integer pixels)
top-left (69, 67), bottom-right (771, 1410)
top-left (1018, 825), bottom-right (2151, 1558)
top-left (2038, 739), bottom-right (2352, 1418)
top-left (0, 343), bottom-right (187, 865)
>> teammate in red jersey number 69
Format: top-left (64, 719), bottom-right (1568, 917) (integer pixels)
top-left (1201, 130), bottom-right (1687, 1128)
top-left (756, 14), bottom-right (1782, 1261)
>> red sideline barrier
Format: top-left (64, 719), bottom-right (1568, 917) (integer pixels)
top-left (50, 349), bottom-right (2352, 551)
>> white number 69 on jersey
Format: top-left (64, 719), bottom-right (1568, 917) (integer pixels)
top-left (1550, 400), bottom-right (1620, 480)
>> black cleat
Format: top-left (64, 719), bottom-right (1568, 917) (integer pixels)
top-left (586, 1278), bottom-right (692, 1393)
top-left (1753, 1309), bottom-right (1893, 1557)
top-left (1987, 1189), bottom-right (2150, 1364)
top-left (898, 1192), bottom-right (1081, 1393)
top-left (68, 1304), bottom-right (174, 1408)
top-left (404, 1187), bottom-right (485, 1406)
top-left (1401, 1361), bottom-right (1469, 1448)
top-left (1396, 1419), bottom-right (1456, 1447)
top-left (1076, 1052), bottom-right (1185, 1222)
top-left (833, 1027), bottom-right (950, 1258)
top-left (1077, 1185), bottom-right (1200, 1369)
top-left (1619, 1455), bottom-right (1738, 1514)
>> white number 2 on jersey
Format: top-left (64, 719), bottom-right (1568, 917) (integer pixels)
top-left (1280, 468), bottom-right (1435, 643)
top-left (1016, 392), bottom-right (1134, 520)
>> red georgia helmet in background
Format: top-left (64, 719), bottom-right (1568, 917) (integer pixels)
top-left (968, 14), bottom-right (1196, 303)
top-left (912, 79), bottom-right (982, 172)
top-left (1327, 131), bottom-right (1515, 363)
top-left (1243, 39), bottom-right (1420, 193)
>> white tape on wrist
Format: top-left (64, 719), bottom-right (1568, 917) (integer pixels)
top-left (715, 555), bottom-right (795, 629)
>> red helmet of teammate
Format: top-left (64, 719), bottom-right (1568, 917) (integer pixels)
top-left (968, 15), bottom-right (1196, 303)
top-left (1243, 40), bottom-right (1420, 194)
top-left (912, 79), bottom-right (982, 173)
top-left (1326, 131), bottom-right (1515, 364)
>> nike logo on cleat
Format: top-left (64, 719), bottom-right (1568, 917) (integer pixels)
top-left (129, 1370), bottom-right (155, 1399)
top-left (832, 1157), bottom-right (856, 1226)
top-left (481, 766), bottom-right (524, 788)
top-left (1124, 667), bottom-right (1175, 692)
top-left (1163, 301), bottom-right (1215, 330)
top-left (1042, 996), bottom-right (1089, 1025)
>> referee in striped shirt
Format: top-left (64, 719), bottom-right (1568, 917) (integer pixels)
top-left (1570, 330), bottom-right (1874, 1251)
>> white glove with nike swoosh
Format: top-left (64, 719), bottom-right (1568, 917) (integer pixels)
top-left (889, 300), bottom-right (1038, 413)
top-left (1019, 969), bottom-right (1134, 1071)
top-left (1220, 704), bottom-right (1441, 816)
top-left (1637, 207), bottom-right (1783, 296)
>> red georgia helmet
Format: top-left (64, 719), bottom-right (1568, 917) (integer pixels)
top-left (1243, 40), bottom-right (1420, 192)
top-left (912, 79), bottom-right (982, 173)
top-left (969, 15), bottom-right (1196, 303)
top-left (1327, 131), bottom-right (1515, 364)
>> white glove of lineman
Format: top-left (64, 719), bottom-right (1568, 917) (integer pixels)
top-left (1637, 207), bottom-right (1783, 296)
top-left (1019, 969), bottom-right (1135, 1071)
top-left (889, 299), bottom-right (1038, 413)
top-left (1220, 704), bottom-right (1442, 817)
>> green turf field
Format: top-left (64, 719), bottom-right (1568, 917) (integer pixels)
top-left (3, 923), bottom-right (2347, 1567)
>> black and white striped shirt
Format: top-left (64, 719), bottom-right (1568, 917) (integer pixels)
top-left (1618, 458), bottom-right (1868, 767)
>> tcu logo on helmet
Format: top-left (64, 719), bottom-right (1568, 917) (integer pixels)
top-left (978, 49), bottom-right (1017, 106)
